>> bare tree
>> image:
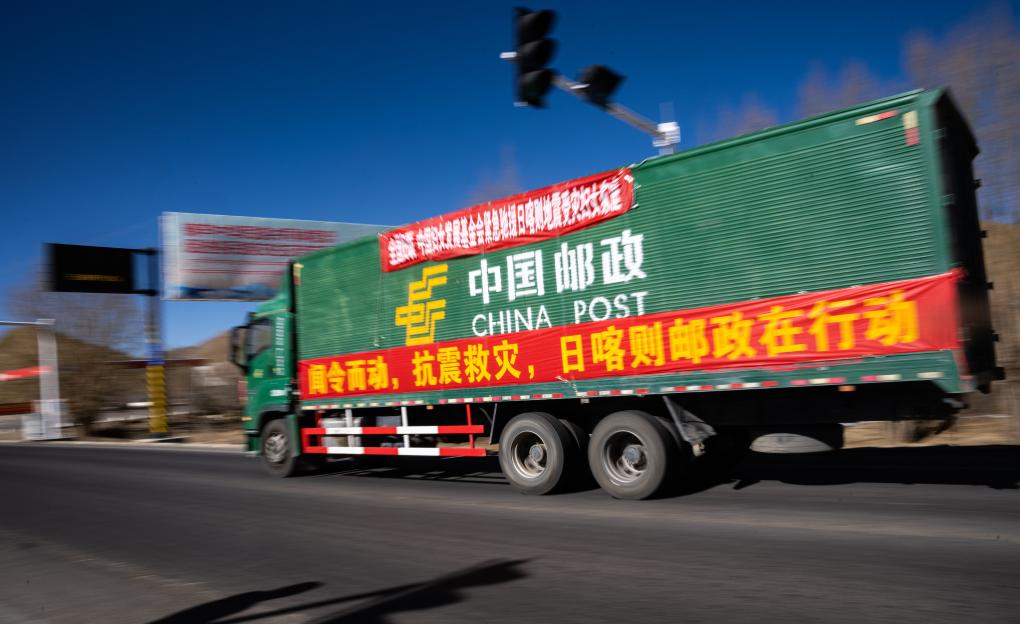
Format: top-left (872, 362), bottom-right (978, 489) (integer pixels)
top-left (899, 4), bottom-right (1020, 424)
top-left (797, 61), bottom-right (890, 118)
top-left (698, 94), bottom-right (780, 145)
top-left (8, 275), bottom-right (143, 353)
top-left (7, 274), bottom-right (144, 432)
top-left (904, 5), bottom-right (1020, 223)
top-left (466, 144), bottom-right (522, 204)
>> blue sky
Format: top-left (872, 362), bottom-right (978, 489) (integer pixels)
top-left (1, 0), bottom-right (1009, 349)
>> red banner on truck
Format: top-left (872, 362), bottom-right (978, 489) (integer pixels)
top-left (379, 168), bottom-right (634, 272)
top-left (299, 271), bottom-right (960, 400)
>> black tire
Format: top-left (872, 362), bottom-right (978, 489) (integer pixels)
top-left (559, 418), bottom-right (593, 484)
top-left (498, 412), bottom-right (576, 495)
top-left (559, 419), bottom-right (589, 455)
top-left (588, 410), bottom-right (677, 500)
top-left (261, 419), bottom-right (303, 478)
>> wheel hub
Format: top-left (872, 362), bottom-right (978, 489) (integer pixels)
top-left (602, 431), bottom-right (649, 484)
top-left (264, 432), bottom-right (288, 464)
top-left (510, 431), bottom-right (548, 479)
top-left (622, 444), bottom-right (645, 467)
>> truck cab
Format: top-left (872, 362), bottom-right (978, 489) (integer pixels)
top-left (230, 285), bottom-right (295, 456)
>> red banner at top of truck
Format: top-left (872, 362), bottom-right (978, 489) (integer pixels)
top-left (378, 168), bottom-right (634, 272)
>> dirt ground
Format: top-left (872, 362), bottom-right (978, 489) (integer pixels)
top-left (843, 415), bottom-right (1019, 448)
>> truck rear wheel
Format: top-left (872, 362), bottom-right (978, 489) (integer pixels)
top-left (499, 412), bottom-right (576, 495)
top-left (261, 419), bottom-right (303, 478)
top-left (589, 410), bottom-right (677, 500)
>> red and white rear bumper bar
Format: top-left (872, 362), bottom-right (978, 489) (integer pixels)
top-left (301, 425), bottom-right (486, 457)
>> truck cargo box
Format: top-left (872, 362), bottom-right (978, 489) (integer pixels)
top-left (292, 89), bottom-right (996, 409)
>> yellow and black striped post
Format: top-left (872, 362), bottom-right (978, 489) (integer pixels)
top-left (146, 362), bottom-right (168, 434)
top-left (143, 249), bottom-right (168, 436)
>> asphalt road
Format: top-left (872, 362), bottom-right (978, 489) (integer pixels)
top-left (1, 443), bottom-right (1018, 624)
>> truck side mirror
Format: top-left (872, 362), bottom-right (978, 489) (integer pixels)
top-left (229, 326), bottom-right (247, 372)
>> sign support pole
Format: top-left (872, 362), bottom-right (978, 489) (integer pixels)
top-left (143, 249), bottom-right (168, 436)
top-left (36, 319), bottom-right (61, 438)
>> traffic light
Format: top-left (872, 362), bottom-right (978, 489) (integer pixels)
top-left (576, 65), bottom-right (623, 109)
top-left (514, 8), bottom-right (557, 107)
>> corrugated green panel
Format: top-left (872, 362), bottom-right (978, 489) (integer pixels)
top-left (296, 90), bottom-right (950, 383)
top-left (630, 118), bottom-right (938, 309)
top-left (297, 238), bottom-right (385, 358)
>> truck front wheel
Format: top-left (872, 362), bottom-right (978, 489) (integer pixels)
top-left (589, 411), bottom-right (677, 500)
top-left (499, 412), bottom-right (576, 495)
top-left (261, 419), bottom-right (303, 478)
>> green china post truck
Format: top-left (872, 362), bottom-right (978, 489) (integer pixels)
top-left (230, 89), bottom-right (1001, 499)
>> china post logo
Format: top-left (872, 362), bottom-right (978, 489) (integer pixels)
top-left (395, 264), bottom-right (448, 346)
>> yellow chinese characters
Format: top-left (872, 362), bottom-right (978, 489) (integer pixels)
top-left (555, 288), bottom-right (922, 375)
top-left (629, 322), bottom-right (665, 367)
top-left (863, 290), bottom-right (918, 346)
top-left (757, 306), bottom-right (807, 357)
top-left (808, 299), bottom-right (859, 351)
top-left (412, 349), bottom-right (438, 387)
top-left (410, 340), bottom-right (521, 389)
top-left (306, 355), bottom-right (393, 395)
top-left (561, 335), bottom-right (585, 373)
top-left (366, 356), bottom-right (390, 390)
top-left (463, 344), bottom-right (492, 383)
top-left (710, 311), bottom-right (756, 360)
top-left (493, 340), bottom-right (522, 380)
top-left (437, 347), bottom-right (462, 384)
top-left (668, 318), bottom-right (709, 364)
top-left (307, 364), bottom-right (327, 395)
top-left (591, 326), bottom-right (625, 371)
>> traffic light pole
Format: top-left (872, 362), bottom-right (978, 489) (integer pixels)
top-left (553, 75), bottom-right (680, 155)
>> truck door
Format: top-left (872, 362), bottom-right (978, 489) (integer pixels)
top-left (244, 315), bottom-right (292, 422)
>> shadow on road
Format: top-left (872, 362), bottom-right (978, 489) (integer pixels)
top-left (714, 444), bottom-right (1020, 493)
top-left (305, 455), bottom-right (509, 486)
top-left (146, 581), bottom-right (322, 623)
top-left (296, 445), bottom-right (1019, 497)
top-left (306, 558), bottom-right (528, 623)
top-left (145, 559), bottom-right (528, 624)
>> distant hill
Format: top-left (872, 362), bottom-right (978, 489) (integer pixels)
top-left (167, 331), bottom-right (241, 416)
top-left (0, 326), bottom-right (243, 422)
top-left (0, 326), bottom-right (135, 406)
top-left (168, 330), bottom-right (231, 363)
